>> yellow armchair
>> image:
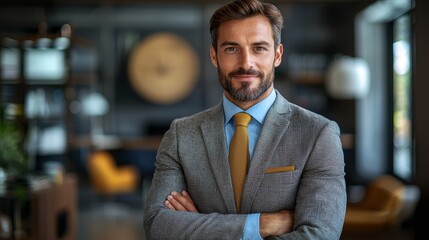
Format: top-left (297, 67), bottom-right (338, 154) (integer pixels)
top-left (88, 151), bottom-right (139, 195)
top-left (343, 174), bottom-right (405, 232)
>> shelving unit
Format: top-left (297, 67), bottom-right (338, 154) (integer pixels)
top-left (0, 23), bottom-right (95, 173)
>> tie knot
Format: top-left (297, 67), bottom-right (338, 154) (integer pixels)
top-left (234, 112), bottom-right (251, 127)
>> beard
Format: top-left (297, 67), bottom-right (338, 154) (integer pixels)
top-left (218, 63), bottom-right (275, 102)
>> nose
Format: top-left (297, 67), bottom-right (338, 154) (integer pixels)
top-left (239, 49), bottom-right (253, 70)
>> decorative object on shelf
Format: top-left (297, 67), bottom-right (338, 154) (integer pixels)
top-left (1, 38), bottom-right (20, 80)
top-left (43, 161), bottom-right (64, 184)
top-left (326, 56), bottom-right (371, 99)
top-left (128, 32), bottom-right (200, 104)
top-left (82, 91), bottom-right (109, 136)
top-left (37, 124), bottom-right (66, 156)
top-left (82, 92), bottom-right (109, 118)
top-left (0, 211), bottom-right (12, 239)
top-left (24, 48), bottom-right (67, 81)
top-left (82, 92), bottom-right (119, 149)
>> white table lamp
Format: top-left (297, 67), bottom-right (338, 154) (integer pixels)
top-left (326, 56), bottom-right (371, 99)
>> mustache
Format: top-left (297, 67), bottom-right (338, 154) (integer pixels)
top-left (228, 68), bottom-right (263, 78)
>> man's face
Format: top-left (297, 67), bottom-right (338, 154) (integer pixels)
top-left (210, 14), bottom-right (283, 106)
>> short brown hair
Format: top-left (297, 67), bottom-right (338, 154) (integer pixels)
top-left (210, 0), bottom-right (284, 50)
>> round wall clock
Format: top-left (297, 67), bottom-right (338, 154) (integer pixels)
top-left (128, 32), bottom-right (200, 104)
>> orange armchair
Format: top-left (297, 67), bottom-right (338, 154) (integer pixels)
top-left (343, 175), bottom-right (405, 232)
top-left (88, 151), bottom-right (139, 195)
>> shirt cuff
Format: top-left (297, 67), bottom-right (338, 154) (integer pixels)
top-left (243, 213), bottom-right (263, 240)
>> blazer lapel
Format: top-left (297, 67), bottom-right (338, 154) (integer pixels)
top-left (200, 103), bottom-right (237, 213)
top-left (241, 93), bottom-right (292, 213)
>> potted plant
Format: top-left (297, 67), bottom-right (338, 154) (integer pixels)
top-left (0, 105), bottom-right (28, 183)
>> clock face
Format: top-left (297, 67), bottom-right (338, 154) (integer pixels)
top-left (128, 32), bottom-right (200, 104)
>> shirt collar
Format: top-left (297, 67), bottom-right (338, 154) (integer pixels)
top-left (223, 89), bottom-right (277, 125)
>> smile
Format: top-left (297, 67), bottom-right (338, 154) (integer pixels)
top-left (233, 75), bottom-right (259, 82)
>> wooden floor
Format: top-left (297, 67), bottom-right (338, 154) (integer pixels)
top-left (77, 183), bottom-right (146, 240)
top-left (78, 203), bottom-right (145, 240)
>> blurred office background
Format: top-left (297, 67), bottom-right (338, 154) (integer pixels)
top-left (0, 0), bottom-right (428, 239)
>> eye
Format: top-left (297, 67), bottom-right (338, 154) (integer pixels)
top-left (253, 46), bottom-right (267, 52)
top-left (224, 47), bottom-right (238, 53)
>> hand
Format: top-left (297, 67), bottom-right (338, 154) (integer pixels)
top-left (259, 210), bottom-right (294, 238)
top-left (164, 191), bottom-right (198, 212)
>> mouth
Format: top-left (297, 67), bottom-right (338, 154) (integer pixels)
top-left (229, 68), bottom-right (263, 83)
top-left (233, 74), bottom-right (259, 82)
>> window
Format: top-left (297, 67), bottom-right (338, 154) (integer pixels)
top-left (355, 0), bottom-right (413, 181)
top-left (392, 14), bottom-right (413, 180)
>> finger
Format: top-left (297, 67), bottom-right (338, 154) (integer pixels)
top-left (170, 192), bottom-right (195, 212)
top-left (164, 200), bottom-right (175, 210)
top-left (167, 193), bottom-right (187, 211)
top-left (181, 191), bottom-right (193, 203)
top-left (181, 191), bottom-right (198, 212)
top-left (171, 191), bottom-right (198, 212)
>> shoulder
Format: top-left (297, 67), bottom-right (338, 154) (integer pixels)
top-left (274, 92), bottom-right (339, 132)
top-left (290, 103), bottom-right (331, 124)
top-left (171, 103), bottom-right (223, 128)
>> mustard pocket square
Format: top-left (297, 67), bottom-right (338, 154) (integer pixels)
top-left (265, 165), bottom-right (295, 174)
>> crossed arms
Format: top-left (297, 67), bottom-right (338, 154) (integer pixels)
top-left (164, 190), bottom-right (294, 238)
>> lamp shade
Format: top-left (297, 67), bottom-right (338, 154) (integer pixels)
top-left (82, 92), bottom-right (109, 116)
top-left (326, 56), bottom-right (370, 99)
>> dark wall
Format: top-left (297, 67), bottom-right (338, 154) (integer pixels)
top-left (0, 2), bottom-right (371, 183)
top-left (0, 2), bottom-right (364, 138)
top-left (413, 0), bottom-right (429, 238)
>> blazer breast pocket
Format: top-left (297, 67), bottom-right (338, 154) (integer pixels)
top-left (253, 165), bottom-right (300, 211)
top-left (260, 165), bottom-right (299, 187)
top-left (265, 165), bottom-right (295, 174)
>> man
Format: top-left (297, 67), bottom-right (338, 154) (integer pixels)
top-left (143, 0), bottom-right (346, 239)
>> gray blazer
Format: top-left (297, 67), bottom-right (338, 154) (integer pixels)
top-left (144, 92), bottom-right (346, 240)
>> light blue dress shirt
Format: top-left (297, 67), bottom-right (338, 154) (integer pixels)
top-left (223, 89), bottom-right (277, 240)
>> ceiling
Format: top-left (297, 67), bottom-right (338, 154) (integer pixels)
top-left (0, 0), bottom-right (376, 6)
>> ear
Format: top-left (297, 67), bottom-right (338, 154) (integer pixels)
top-left (274, 43), bottom-right (283, 67)
top-left (210, 46), bottom-right (218, 68)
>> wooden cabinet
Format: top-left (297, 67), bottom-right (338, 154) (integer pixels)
top-left (0, 174), bottom-right (77, 240)
top-left (31, 174), bottom-right (77, 240)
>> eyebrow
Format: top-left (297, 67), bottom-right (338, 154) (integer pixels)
top-left (219, 41), bottom-right (271, 48)
top-left (252, 41), bottom-right (271, 47)
top-left (220, 41), bottom-right (239, 47)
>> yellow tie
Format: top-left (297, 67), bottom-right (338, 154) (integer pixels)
top-left (229, 112), bottom-right (251, 212)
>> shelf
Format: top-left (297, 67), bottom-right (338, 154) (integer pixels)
top-left (69, 73), bottom-right (97, 85)
top-left (120, 136), bottom-right (162, 150)
top-left (289, 73), bottom-right (325, 86)
top-left (25, 80), bottom-right (67, 85)
top-left (70, 135), bottom-right (162, 150)
top-left (0, 79), bottom-right (21, 84)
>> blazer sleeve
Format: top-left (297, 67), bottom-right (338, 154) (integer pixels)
top-left (143, 119), bottom-right (248, 240)
top-left (274, 121), bottom-right (347, 240)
